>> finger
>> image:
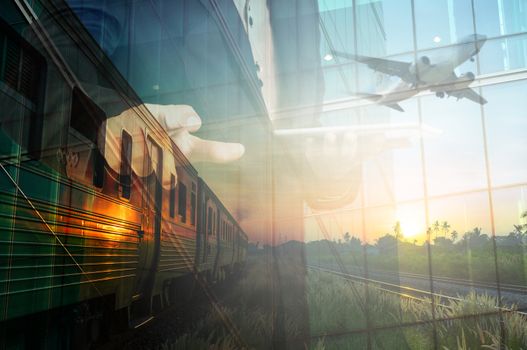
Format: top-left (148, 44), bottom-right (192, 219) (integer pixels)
top-left (188, 135), bottom-right (245, 163)
top-left (145, 104), bottom-right (202, 133)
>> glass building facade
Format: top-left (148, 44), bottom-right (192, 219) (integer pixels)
top-left (0, 0), bottom-right (526, 348)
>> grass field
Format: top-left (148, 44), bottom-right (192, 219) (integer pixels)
top-left (156, 247), bottom-right (527, 349)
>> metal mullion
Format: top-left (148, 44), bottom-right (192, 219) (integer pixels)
top-left (470, 0), bottom-right (506, 347)
top-left (410, 0), bottom-right (438, 348)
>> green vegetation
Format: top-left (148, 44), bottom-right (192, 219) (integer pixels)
top-left (306, 216), bottom-right (527, 286)
top-left (308, 270), bottom-right (527, 349)
top-left (155, 248), bottom-right (527, 349)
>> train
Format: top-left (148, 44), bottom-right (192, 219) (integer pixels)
top-left (0, 0), bottom-right (248, 347)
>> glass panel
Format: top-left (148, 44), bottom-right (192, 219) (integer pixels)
top-left (414, 0), bottom-right (475, 50)
top-left (479, 34), bottom-right (527, 74)
top-left (474, 0), bottom-right (527, 37)
top-left (484, 80), bottom-right (527, 187)
top-left (421, 94), bottom-right (487, 196)
top-left (493, 186), bottom-right (527, 289)
top-left (357, 0), bottom-right (414, 56)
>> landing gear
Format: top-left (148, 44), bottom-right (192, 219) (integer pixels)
top-left (470, 57), bottom-right (475, 62)
top-left (436, 91), bottom-right (445, 98)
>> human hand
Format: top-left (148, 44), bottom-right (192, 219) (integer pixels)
top-left (301, 130), bottom-right (411, 210)
top-left (145, 104), bottom-right (245, 163)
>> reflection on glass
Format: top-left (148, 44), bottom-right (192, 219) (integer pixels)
top-left (415, 0), bottom-right (474, 50)
top-left (474, 0), bottom-right (527, 37)
top-left (479, 35), bottom-right (527, 74)
top-left (1, 0), bottom-right (527, 348)
top-left (484, 80), bottom-right (527, 186)
top-left (421, 94), bottom-right (487, 196)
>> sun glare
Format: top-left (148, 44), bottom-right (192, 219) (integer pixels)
top-left (399, 219), bottom-right (423, 239)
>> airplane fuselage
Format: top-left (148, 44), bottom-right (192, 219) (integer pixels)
top-left (378, 34), bottom-right (486, 106)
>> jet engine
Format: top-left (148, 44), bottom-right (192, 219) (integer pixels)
top-left (420, 56), bottom-right (431, 65)
top-left (462, 71), bottom-right (475, 81)
top-left (409, 55), bottom-right (432, 77)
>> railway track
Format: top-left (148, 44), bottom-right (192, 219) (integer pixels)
top-left (361, 267), bottom-right (527, 294)
top-left (309, 263), bottom-right (527, 296)
top-left (308, 265), bottom-right (527, 317)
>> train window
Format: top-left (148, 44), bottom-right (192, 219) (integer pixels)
top-left (0, 19), bottom-right (45, 159)
top-left (0, 26), bottom-right (42, 103)
top-left (215, 212), bottom-right (218, 236)
top-left (178, 182), bottom-right (187, 223)
top-left (212, 211), bottom-right (215, 235)
top-left (207, 207), bottom-right (212, 235)
top-left (169, 174), bottom-right (176, 218)
top-left (69, 87), bottom-right (106, 188)
top-left (120, 130), bottom-right (132, 199)
top-left (190, 183), bottom-right (196, 225)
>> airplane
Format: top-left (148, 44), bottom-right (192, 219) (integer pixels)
top-left (332, 34), bottom-right (488, 112)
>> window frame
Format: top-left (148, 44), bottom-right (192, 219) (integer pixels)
top-left (169, 173), bottom-right (176, 218)
top-left (119, 129), bottom-right (132, 200)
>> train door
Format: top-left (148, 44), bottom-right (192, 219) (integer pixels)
top-left (133, 136), bottom-right (162, 302)
top-left (146, 137), bottom-right (163, 280)
top-left (205, 203), bottom-right (212, 262)
top-left (195, 183), bottom-right (204, 267)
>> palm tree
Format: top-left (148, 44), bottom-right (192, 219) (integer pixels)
top-left (450, 230), bottom-right (458, 242)
top-left (441, 221), bottom-right (451, 238)
top-left (393, 221), bottom-right (403, 240)
top-left (513, 224), bottom-right (524, 234)
top-left (343, 231), bottom-right (351, 244)
top-left (433, 220), bottom-right (440, 234)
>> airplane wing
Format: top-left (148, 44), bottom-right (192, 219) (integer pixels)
top-left (447, 88), bottom-right (487, 105)
top-left (332, 50), bottom-right (415, 84)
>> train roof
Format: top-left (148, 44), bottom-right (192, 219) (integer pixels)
top-left (198, 177), bottom-right (247, 238)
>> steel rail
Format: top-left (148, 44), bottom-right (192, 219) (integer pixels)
top-left (335, 265), bottom-right (527, 294)
top-left (308, 265), bottom-right (527, 317)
